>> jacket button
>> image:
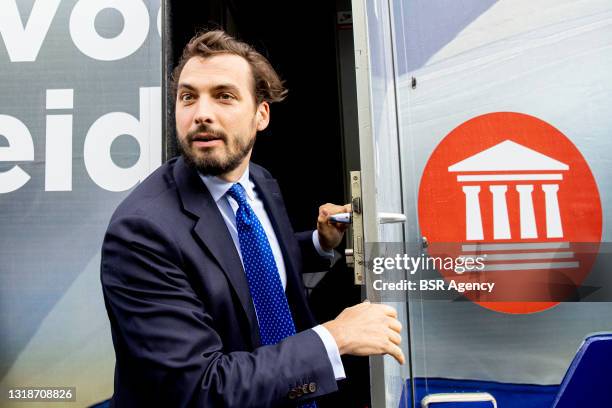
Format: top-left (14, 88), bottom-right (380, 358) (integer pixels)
top-left (288, 390), bottom-right (297, 400)
top-left (308, 382), bottom-right (317, 393)
top-left (301, 384), bottom-right (309, 394)
top-left (295, 388), bottom-right (303, 397)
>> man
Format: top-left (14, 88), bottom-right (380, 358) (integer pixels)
top-left (101, 30), bottom-right (404, 408)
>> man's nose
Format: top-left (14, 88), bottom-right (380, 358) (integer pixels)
top-left (194, 98), bottom-right (215, 125)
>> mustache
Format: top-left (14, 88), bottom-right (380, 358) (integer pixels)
top-left (186, 124), bottom-right (227, 142)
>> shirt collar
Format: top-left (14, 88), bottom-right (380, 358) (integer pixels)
top-left (199, 166), bottom-right (255, 203)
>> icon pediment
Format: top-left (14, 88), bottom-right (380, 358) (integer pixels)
top-left (448, 140), bottom-right (569, 172)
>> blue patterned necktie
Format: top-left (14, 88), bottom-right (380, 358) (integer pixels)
top-left (227, 183), bottom-right (317, 407)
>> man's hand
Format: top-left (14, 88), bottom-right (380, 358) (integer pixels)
top-left (322, 301), bottom-right (405, 365)
top-left (317, 203), bottom-right (351, 251)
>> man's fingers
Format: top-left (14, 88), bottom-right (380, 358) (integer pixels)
top-left (334, 223), bottom-right (350, 232)
top-left (387, 317), bottom-right (402, 333)
top-left (386, 343), bottom-right (405, 365)
top-left (379, 305), bottom-right (398, 318)
top-left (387, 328), bottom-right (401, 346)
top-left (320, 203), bottom-right (351, 216)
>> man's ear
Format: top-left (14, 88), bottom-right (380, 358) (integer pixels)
top-left (256, 101), bottom-right (270, 131)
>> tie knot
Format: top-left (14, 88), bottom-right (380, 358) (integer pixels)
top-left (227, 183), bottom-right (248, 206)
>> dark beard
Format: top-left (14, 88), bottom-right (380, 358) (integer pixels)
top-left (178, 124), bottom-right (255, 176)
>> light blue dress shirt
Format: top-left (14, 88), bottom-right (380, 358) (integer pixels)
top-left (199, 167), bottom-right (346, 381)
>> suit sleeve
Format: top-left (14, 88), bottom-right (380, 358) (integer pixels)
top-left (101, 215), bottom-right (337, 408)
top-left (294, 230), bottom-right (333, 273)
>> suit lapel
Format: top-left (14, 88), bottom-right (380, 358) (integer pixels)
top-left (249, 166), bottom-right (307, 317)
top-left (249, 167), bottom-right (299, 274)
top-left (173, 157), bottom-right (260, 347)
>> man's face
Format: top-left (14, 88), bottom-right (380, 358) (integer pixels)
top-left (175, 54), bottom-right (269, 176)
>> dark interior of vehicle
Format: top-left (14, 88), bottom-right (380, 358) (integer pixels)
top-left (165, 1), bottom-right (369, 406)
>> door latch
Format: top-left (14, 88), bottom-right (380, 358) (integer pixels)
top-left (349, 171), bottom-right (365, 285)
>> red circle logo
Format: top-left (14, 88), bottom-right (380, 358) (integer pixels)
top-left (418, 112), bottom-right (602, 314)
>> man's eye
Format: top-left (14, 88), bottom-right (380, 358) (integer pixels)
top-left (180, 93), bottom-right (194, 102)
top-left (218, 93), bottom-right (235, 100)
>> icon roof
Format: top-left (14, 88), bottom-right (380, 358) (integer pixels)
top-left (448, 140), bottom-right (569, 172)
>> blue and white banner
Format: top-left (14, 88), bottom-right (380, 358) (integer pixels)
top-left (0, 1), bottom-right (161, 405)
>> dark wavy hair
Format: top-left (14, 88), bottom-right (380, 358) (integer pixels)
top-left (171, 30), bottom-right (287, 104)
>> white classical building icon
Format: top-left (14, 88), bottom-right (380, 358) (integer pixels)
top-left (449, 140), bottom-right (569, 241)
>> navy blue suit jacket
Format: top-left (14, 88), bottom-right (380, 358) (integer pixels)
top-left (101, 157), bottom-right (338, 407)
